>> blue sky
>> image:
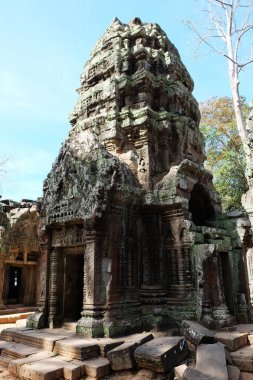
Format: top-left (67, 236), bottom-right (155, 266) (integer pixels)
top-left (0, 0), bottom-right (252, 201)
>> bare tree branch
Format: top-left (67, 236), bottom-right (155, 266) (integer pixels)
top-left (184, 0), bottom-right (253, 166)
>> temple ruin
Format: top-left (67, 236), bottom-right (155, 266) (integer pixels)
top-left (1, 18), bottom-right (253, 339)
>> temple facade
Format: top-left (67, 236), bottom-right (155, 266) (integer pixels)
top-left (1, 18), bottom-right (252, 337)
top-left (0, 199), bottom-right (46, 313)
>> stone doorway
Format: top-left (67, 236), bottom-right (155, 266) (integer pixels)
top-left (189, 184), bottom-right (215, 226)
top-left (220, 252), bottom-right (235, 315)
top-left (63, 253), bottom-right (84, 321)
top-left (7, 266), bottom-right (23, 304)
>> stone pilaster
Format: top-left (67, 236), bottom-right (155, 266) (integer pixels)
top-left (48, 248), bottom-right (62, 328)
top-left (76, 232), bottom-right (104, 337)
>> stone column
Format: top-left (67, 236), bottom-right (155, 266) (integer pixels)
top-left (48, 248), bottom-right (62, 328)
top-left (76, 231), bottom-right (104, 337)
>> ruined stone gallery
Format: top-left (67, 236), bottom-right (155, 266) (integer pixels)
top-left (1, 17), bottom-right (253, 338)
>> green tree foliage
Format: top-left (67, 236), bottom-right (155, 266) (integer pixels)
top-left (200, 97), bottom-right (249, 211)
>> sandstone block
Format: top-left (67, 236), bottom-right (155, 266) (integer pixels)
top-left (82, 357), bottom-right (110, 378)
top-left (108, 341), bottom-right (137, 371)
top-left (236, 325), bottom-right (253, 334)
top-left (107, 333), bottom-right (153, 371)
top-left (196, 343), bottom-right (228, 380)
top-left (134, 336), bottom-right (189, 373)
top-left (18, 356), bottom-right (84, 380)
top-left (19, 357), bottom-right (64, 380)
top-left (0, 354), bottom-right (13, 366)
top-left (231, 346), bottom-right (253, 372)
top-left (0, 340), bottom-right (8, 351)
top-left (8, 351), bottom-right (57, 376)
top-left (227, 365), bottom-right (240, 380)
top-left (62, 361), bottom-right (81, 380)
top-left (180, 320), bottom-right (214, 346)
top-left (240, 372), bottom-right (253, 379)
top-left (54, 337), bottom-right (99, 360)
top-left (247, 334), bottom-right (253, 345)
top-left (96, 338), bottom-right (124, 357)
top-left (214, 331), bottom-right (248, 351)
top-left (18, 330), bottom-right (68, 351)
top-left (174, 364), bottom-right (187, 379)
top-left (183, 367), bottom-right (216, 379)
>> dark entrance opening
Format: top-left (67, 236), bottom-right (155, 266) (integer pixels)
top-left (63, 254), bottom-right (84, 321)
top-left (220, 252), bottom-right (235, 315)
top-left (7, 266), bottom-right (23, 304)
top-left (189, 184), bottom-right (215, 226)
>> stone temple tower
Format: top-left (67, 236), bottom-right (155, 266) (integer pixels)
top-left (38, 18), bottom-right (250, 337)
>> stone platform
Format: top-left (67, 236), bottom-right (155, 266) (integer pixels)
top-left (1, 323), bottom-right (253, 379)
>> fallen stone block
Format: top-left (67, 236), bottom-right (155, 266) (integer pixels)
top-left (247, 334), bottom-right (253, 345)
top-left (174, 364), bottom-right (187, 379)
top-left (108, 341), bottom-right (137, 371)
top-left (107, 333), bottom-right (153, 371)
top-left (134, 336), bottom-right (189, 373)
top-left (214, 331), bottom-right (248, 351)
top-left (225, 347), bottom-right (233, 365)
top-left (227, 365), bottom-right (240, 380)
top-left (196, 343), bottom-right (228, 380)
top-left (181, 320), bottom-right (214, 346)
top-left (82, 357), bottom-right (110, 378)
top-left (236, 325), bottom-right (253, 334)
top-left (183, 367), bottom-right (215, 379)
top-left (231, 346), bottom-right (253, 372)
top-left (96, 337), bottom-right (124, 357)
top-left (135, 368), bottom-right (174, 379)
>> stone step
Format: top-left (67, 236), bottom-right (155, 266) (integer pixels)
top-left (8, 350), bottom-right (57, 377)
top-left (0, 363), bottom-right (17, 380)
top-left (214, 331), bottom-right (249, 351)
top-left (1, 327), bottom-right (33, 342)
top-left (1, 327), bottom-right (69, 351)
top-left (54, 337), bottom-right (100, 360)
top-left (0, 312), bottom-right (34, 324)
top-left (0, 306), bottom-right (36, 316)
top-left (19, 357), bottom-right (65, 380)
top-left (134, 336), bottom-right (189, 373)
top-left (231, 346), bottom-right (253, 372)
top-left (18, 355), bottom-right (110, 380)
top-left (81, 357), bottom-right (110, 378)
top-left (0, 354), bottom-right (13, 366)
top-left (0, 340), bottom-right (41, 360)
